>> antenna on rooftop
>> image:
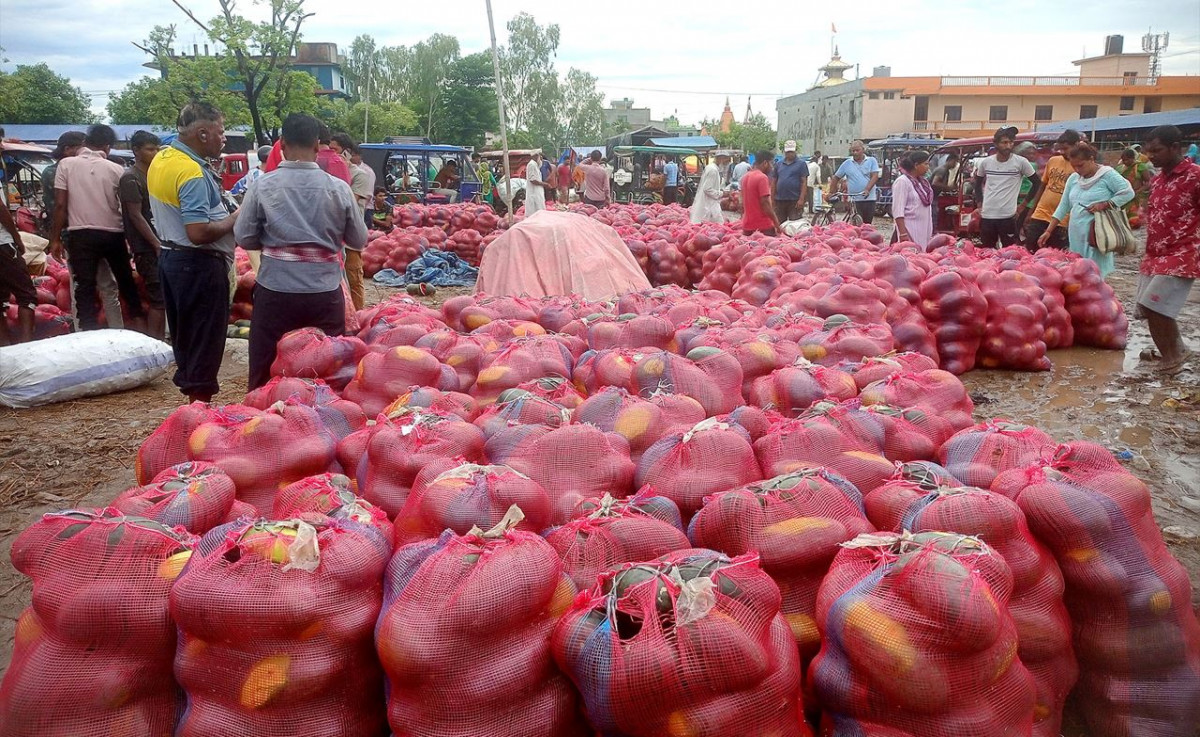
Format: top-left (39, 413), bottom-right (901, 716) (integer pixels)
top-left (1142, 29), bottom-right (1170, 82)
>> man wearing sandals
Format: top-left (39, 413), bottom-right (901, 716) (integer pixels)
top-left (1139, 125), bottom-right (1198, 376)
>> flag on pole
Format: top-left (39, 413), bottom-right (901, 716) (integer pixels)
top-left (832, 22), bottom-right (837, 33)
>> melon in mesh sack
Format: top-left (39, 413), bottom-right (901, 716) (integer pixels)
top-left (629, 347), bottom-right (744, 417)
top-left (797, 314), bottom-right (894, 367)
top-left (269, 326), bottom-right (368, 390)
top-left (810, 531), bottom-right (1037, 737)
top-left (470, 335), bottom-right (577, 407)
top-left (0, 510), bottom-right (197, 737)
top-left (243, 376), bottom-right (367, 441)
top-left (377, 516), bottom-right (590, 737)
top-left (936, 419), bottom-right (1054, 489)
top-left (381, 385), bottom-right (480, 421)
top-left (171, 518), bottom-right (390, 737)
top-left (573, 386), bottom-right (669, 462)
top-left (392, 460), bottom-right (553, 546)
top-left (754, 402), bottom-right (893, 496)
top-left (636, 417), bottom-right (762, 523)
top-left (342, 345), bottom-right (449, 418)
top-left (746, 359), bottom-right (858, 417)
top-left (415, 329), bottom-right (497, 393)
top-left (112, 461), bottom-right (251, 534)
top-left (272, 472), bottom-right (393, 542)
top-left (863, 484), bottom-right (1077, 737)
top-left (544, 489), bottom-right (691, 591)
top-left (188, 399), bottom-right (339, 515)
top-left (358, 407), bottom-right (487, 519)
top-left (135, 402), bottom-right (259, 484)
top-left (688, 468), bottom-right (875, 662)
top-left (858, 368), bottom-right (975, 432)
top-left (552, 548), bottom-right (813, 737)
top-left (491, 423), bottom-right (637, 526)
top-left (571, 347), bottom-right (644, 395)
top-left (473, 390), bottom-right (572, 439)
top-left (991, 442), bottom-right (1200, 737)
top-left (840, 351), bottom-right (939, 391)
top-left (511, 375), bottom-right (588, 409)
top-left (859, 402), bottom-right (959, 463)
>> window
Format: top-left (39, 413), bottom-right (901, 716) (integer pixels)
top-left (913, 96), bottom-right (929, 122)
top-left (883, 92), bottom-right (895, 100)
top-left (1120, 96), bottom-right (1135, 111)
top-left (849, 98), bottom-right (857, 124)
top-left (1080, 105), bottom-right (1099, 119)
top-left (1123, 71), bottom-right (1138, 85)
top-left (1034, 105), bottom-right (1053, 121)
top-left (1144, 97), bottom-right (1162, 114)
top-left (944, 105), bottom-right (962, 122)
top-left (868, 91), bottom-right (879, 99)
top-left (989, 105), bottom-right (1008, 122)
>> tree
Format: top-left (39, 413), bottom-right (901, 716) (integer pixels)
top-left (500, 13), bottom-right (560, 134)
top-left (338, 101), bottom-right (419, 143)
top-left (435, 52), bottom-right (498, 149)
top-left (702, 111), bottom-right (778, 154)
top-left (341, 33), bottom-right (378, 101)
top-left (560, 68), bottom-right (604, 144)
top-left (0, 64), bottom-right (95, 124)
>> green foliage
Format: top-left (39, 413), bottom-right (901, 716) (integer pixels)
top-left (337, 101), bottom-right (420, 143)
top-left (705, 112), bottom-right (778, 154)
top-left (435, 53), bottom-right (498, 149)
top-left (561, 68), bottom-right (604, 144)
top-left (0, 63), bottom-right (96, 124)
top-left (500, 12), bottom-right (561, 136)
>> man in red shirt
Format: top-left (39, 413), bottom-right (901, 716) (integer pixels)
top-left (1139, 125), bottom-right (1199, 376)
top-left (557, 158), bottom-right (573, 203)
top-left (740, 150), bottom-right (780, 236)
top-left (315, 124), bottom-right (352, 185)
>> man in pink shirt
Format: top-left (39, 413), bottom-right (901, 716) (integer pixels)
top-left (49, 124), bottom-right (147, 331)
top-left (740, 150), bottom-right (780, 236)
top-left (581, 151), bottom-right (610, 208)
top-left (315, 124), bottom-right (352, 185)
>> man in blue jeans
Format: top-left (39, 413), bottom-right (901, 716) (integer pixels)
top-left (148, 102), bottom-right (239, 403)
top-left (830, 140), bottom-right (881, 224)
top-left (770, 140), bottom-right (809, 223)
top-left (663, 158), bottom-right (680, 205)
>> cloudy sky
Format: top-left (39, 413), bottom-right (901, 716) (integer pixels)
top-left (2, 0), bottom-right (1198, 126)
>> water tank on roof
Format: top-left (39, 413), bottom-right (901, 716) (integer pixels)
top-left (1104, 35), bottom-right (1124, 55)
top-left (873, 66), bottom-right (891, 78)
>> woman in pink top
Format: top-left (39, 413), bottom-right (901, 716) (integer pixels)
top-left (891, 150), bottom-right (935, 248)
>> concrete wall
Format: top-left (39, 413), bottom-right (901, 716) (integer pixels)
top-left (861, 96), bottom-right (917, 140)
top-left (1076, 55), bottom-right (1151, 78)
top-left (776, 80), bottom-right (865, 155)
top-left (923, 93), bottom-right (1200, 135)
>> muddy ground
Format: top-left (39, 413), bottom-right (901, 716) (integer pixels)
top-left (1, 255), bottom-right (1197, 697)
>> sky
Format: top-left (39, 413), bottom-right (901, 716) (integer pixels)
top-left (2, 0), bottom-right (1198, 126)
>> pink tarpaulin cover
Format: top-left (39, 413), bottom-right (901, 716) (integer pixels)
top-left (476, 210), bottom-right (652, 300)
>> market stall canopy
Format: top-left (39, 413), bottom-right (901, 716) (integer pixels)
top-left (476, 210), bottom-right (651, 300)
top-left (1038, 108), bottom-right (1200, 134)
top-left (612, 145), bottom-right (703, 157)
top-left (649, 136), bottom-right (718, 150)
top-left (571, 146), bottom-right (606, 158)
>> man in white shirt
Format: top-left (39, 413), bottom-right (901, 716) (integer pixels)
top-left (732, 155), bottom-right (752, 185)
top-left (806, 151), bottom-right (823, 214)
top-left (972, 126), bottom-right (1036, 248)
top-left (524, 152), bottom-right (548, 215)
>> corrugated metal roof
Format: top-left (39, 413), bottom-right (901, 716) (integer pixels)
top-left (1039, 108), bottom-right (1200, 133)
top-left (1, 124), bottom-right (177, 144)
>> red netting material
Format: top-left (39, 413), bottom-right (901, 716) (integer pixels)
top-left (414, 329), bottom-right (497, 392)
top-left (937, 419), bottom-right (1054, 489)
top-left (976, 269), bottom-right (1052, 371)
top-left (863, 484), bottom-right (1077, 737)
top-left (571, 348), bottom-right (643, 395)
top-left (746, 361), bottom-right (858, 417)
top-left (544, 490), bottom-right (691, 590)
top-left (473, 392), bottom-right (572, 439)
top-left (917, 268), bottom-right (988, 375)
top-left (357, 297), bottom-right (446, 342)
top-left (269, 327), bottom-right (368, 391)
top-left (573, 386), bottom-right (669, 462)
top-left (754, 404), bottom-right (893, 495)
top-left (991, 442), bottom-right (1200, 737)
top-left (342, 345), bottom-right (449, 418)
top-left (552, 549), bottom-right (812, 737)
top-left (629, 349), bottom-right (744, 417)
top-left (243, 376), bottom-right (367, 441)
top-left (859, 402), bottom-right (958, 463)
top-left (334, 423), bottom-right (375, 488)
top-left (112, 461), bottom-right (241, 534)
top-left (471, 336), bottom-right (577, 406)
top-left (1, 511), bottom-right (196, 737)
top-left (689, 469), bottom-right (875, 664)
top-left (382, 385), bottom-right (481, 421)
top-left (171, 518), bottom-right (389, 736)
top-left (188, 400), bottom-right (338, 514)
top-left (358, 408), bottom-right (487, 518)
top-left (635, 418), bottom-right (763, 522)
top-left (393, 460), bottom-right (553, 546)
top-left (492, 424), bottom-right (637, 525)
top-left (840, 352), bottom-right (939, 391)
top-left (272, 472), bottom-right (394, 542)
top-left (511, 375), bottom-right (588, 409)
top-left (135, 402), bottom-right (258, 484)
top-left (798, 316), bottom-right (894, 366)
top-left (858, 369), bottom-right (975, 432)
top-left (469, 318), bottom-right (548, 342)
top-left (378, 526), bottom-right (588, 737)
top-left (810, 531), bottom-right (1036, 736)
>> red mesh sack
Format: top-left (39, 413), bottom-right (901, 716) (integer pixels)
top-left (1060, 257), bottom-right (1128, 349)
top-left (393, 460), bottom-right (553, 546)
top-left (553, 549), bottom-right (812, 737)
top-left (650, 392), bottom-right (709, 436)
top-left (545, 490), bottom-right (690, 590)
top-left (635, 418), bottom-right (762, 522)
top-left (564, 314), bottom-right (679, 352)
top-left (798, 315), bottom-right (894, 367)
top-left (863, 484), bottom-right (1077, 737)
top-left (272, 472), bottom-right (393, 541)
top-left (495, 423), bottom-right (637, 525)
top-left (688, 469), bottom-right (874, 662)
top-left (992, 442), bottom-right (1200, 737)
top-left (629, 348), bottom-right (743, 417)
top-left (746, 360), bottom-right (858, 417)
top-left (841, 352), bottom-right (939, 391)
top-left (111, 461), bottom-right (240, 534)
top-left (976, 269), bottom-right (1052, 371)
top-left (189, 400), bottom-right (338, 514)
top-left (342, 345), bottom-right (448, 417)
top-left (135, 402), bottom-right (258, 484)
top-left (243, 376), bottom-right (367, 441)
top-left (470, 318), bottom-right (547, 342)
top-left (1016, 259), bottom-right (1075, 349)
top-left (474, 392), bottom-right (572, 438)
top-left (381, 385), bottom-right (480, 421)
top-left (717, 404), bottom-right (775, 441)
top-left (754, 404), bottom-right (893, 495)
top-left (704, 333), bottom-right (803, 399)
top-left (454, 295), bottom-right (540, 331)
top-left (937, 419), bottom-right (1054, 489)
top-left (573, 386), bottom-right (669, 462)
top-left (1, 511), bottom-right (195, 737)
top-left (335, 423), bottom-right (375, 487)
top-left (359, 408), bottom-right (487, 518)
top-left (415, 329), bottom-right (497, 392)
top-left (171, 518), bottom-right (389, 736)
top-left (918, 269), bottom-right (988, 375)
top-left (270, 327), bottom-right (368, 390)
top-left (513, 375), bottom-right (588, 409)
top-left (863, 460), bottom-right (960, 531)
top-left (356, 297), bottom-right (444, 343)
top-left (859, 402), bottom-right (958, 463)
top-left (858, 369), bottom-right (975, 432)
top-left (378, 523), bottom-right (588, 737)
top-left (810, 531), bottom-right (1036, 736)
top-left (571, 348), bottom-right (643, 395)
top-left (471, 336), bottom-right (576, 406)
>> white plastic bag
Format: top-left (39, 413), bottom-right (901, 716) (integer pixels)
top-left (0, 329), bottom-right (174, 408)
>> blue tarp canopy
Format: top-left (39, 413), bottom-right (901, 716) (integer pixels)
top-left (0, 124), bottom-right (176, 145)
top-left (360, 143), bottom-right (473, 154)
top-left (1039, 108), bottom-right (1200, 133)
top-left (649, 136), bottom-right (717, 149)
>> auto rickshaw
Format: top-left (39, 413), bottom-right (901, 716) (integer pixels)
top-left (866, 136), bottom-right (949, 216)
top-left (360, 142), bottom-right (481, 205)
top-left (610, 145), bottom-right (703, 206)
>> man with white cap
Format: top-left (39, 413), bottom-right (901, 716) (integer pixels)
top-left (769, 140), bottom-right (809, 224)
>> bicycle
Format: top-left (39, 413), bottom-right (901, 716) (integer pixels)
top-left (810, 192), bottom-right (863, 227)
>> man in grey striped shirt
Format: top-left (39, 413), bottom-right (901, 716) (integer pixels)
top-left (234, 113), bottom-right (368, 390)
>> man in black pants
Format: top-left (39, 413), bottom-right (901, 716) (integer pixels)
top-left (235, 113), bottom-right (367, 390)
top-left (148, 103), bottom-right (240, 403)
top-left (48, 124), bottom-right (147, 332)
top-left (972, 126), bottom-right (1035, 248)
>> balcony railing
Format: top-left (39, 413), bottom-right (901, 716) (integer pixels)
top-left (940, 76), bottom-right (1150, 87)
top-left (912, 120), bottom-right (1046, 133)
